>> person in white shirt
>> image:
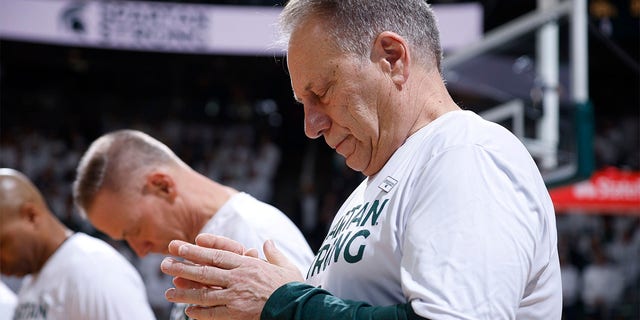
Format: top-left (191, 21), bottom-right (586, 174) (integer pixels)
top-left (0, 168), bottom-right (155, 320)
top-left (73, 129), bottom-right (314, 320)
top-left (560, 251), bottom-right (581, 318)
top-left (581, 243), bottom-right (625, 319)
top-left (158, 1), bottom-right (563, 319)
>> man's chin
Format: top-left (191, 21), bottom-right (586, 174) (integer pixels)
top-left (345, 157), bottom-right (365, 173)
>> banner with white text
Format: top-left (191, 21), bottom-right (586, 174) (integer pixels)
top-left (0, 0), bottom-right (482, 55)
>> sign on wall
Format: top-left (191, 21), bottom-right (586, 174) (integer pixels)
top-left (0, 0), bottom-right (482, 56)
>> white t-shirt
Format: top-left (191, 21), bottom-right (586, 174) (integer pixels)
top-left (170, 192), bottom-right (315, 320)
top-left (200, 192), bottom-right (314, 273)
top-left (0, 280), bottom-right (17, 320)
top-left (306, 110), bottom-right (562, 319)
top-left (13, 233), bottom-right (156, 320)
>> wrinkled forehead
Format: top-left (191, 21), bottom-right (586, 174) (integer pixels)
top-left (286, 19), bottom-right (344, 78)
top-left (286, 16), bottom-right (338, 58)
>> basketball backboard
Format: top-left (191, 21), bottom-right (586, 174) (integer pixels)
top-left (442, 1), bottom-right (594, 187)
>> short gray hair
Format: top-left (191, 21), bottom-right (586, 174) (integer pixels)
top-left (73, 129), bottom-right (180, 215)
top-left (279, 0), bottom-right (442, 73)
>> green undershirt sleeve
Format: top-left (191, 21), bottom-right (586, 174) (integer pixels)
top-left (260, 282), bottom-right (428, 320)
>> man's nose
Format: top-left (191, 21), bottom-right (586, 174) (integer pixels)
top-left (129, 240), bottom-right (152, 258)
top-left (304, 105), bottom-right (330, 139)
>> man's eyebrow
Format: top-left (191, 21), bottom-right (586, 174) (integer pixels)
top-left (292, 81), bottom-right (315, 104)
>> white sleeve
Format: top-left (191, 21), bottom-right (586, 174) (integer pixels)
top-left (68, 258), bottom-right (157, 320)
top-left (401, 145), bottom-right (537, 320)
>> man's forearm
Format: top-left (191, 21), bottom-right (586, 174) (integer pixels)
top-left (261, 282), bottom-right (427, 320)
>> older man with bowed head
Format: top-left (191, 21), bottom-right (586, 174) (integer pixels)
top-left (160, 0), bottom-right (563, 319)
top-left (73, 129), bottom-right (314, 320)
top-left (0, 168), bottom-right (156, 320)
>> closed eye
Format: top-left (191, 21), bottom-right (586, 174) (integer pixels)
top-left (317, 82), bottom-right (334, 104)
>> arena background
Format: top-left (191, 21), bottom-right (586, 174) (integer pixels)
top-left (1, 0), bottom-right (638, 319)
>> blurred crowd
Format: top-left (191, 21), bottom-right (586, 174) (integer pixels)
top-left (557, 214), bottom-right (640, 320)
top-left (0, 120), bottom-right (280, 232)
top-left (594, 116), bottom-right (640, 171)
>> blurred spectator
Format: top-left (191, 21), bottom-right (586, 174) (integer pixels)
top-left (560, 252), bottom-right (581, 320)
top-left (606, 221), bottom-right (640, 289)
top-left (581, 240), bottom-right (625, 320)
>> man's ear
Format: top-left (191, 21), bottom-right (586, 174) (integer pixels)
top-left (145, 172), bottom-right (177, 201)
top-left (371, 31), bottom-right (410, 86)
top-left (19, 202), bottom-right (39, 225)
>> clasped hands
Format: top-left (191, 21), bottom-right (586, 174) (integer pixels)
top-left (160, 234), bottom-right (304, 320)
